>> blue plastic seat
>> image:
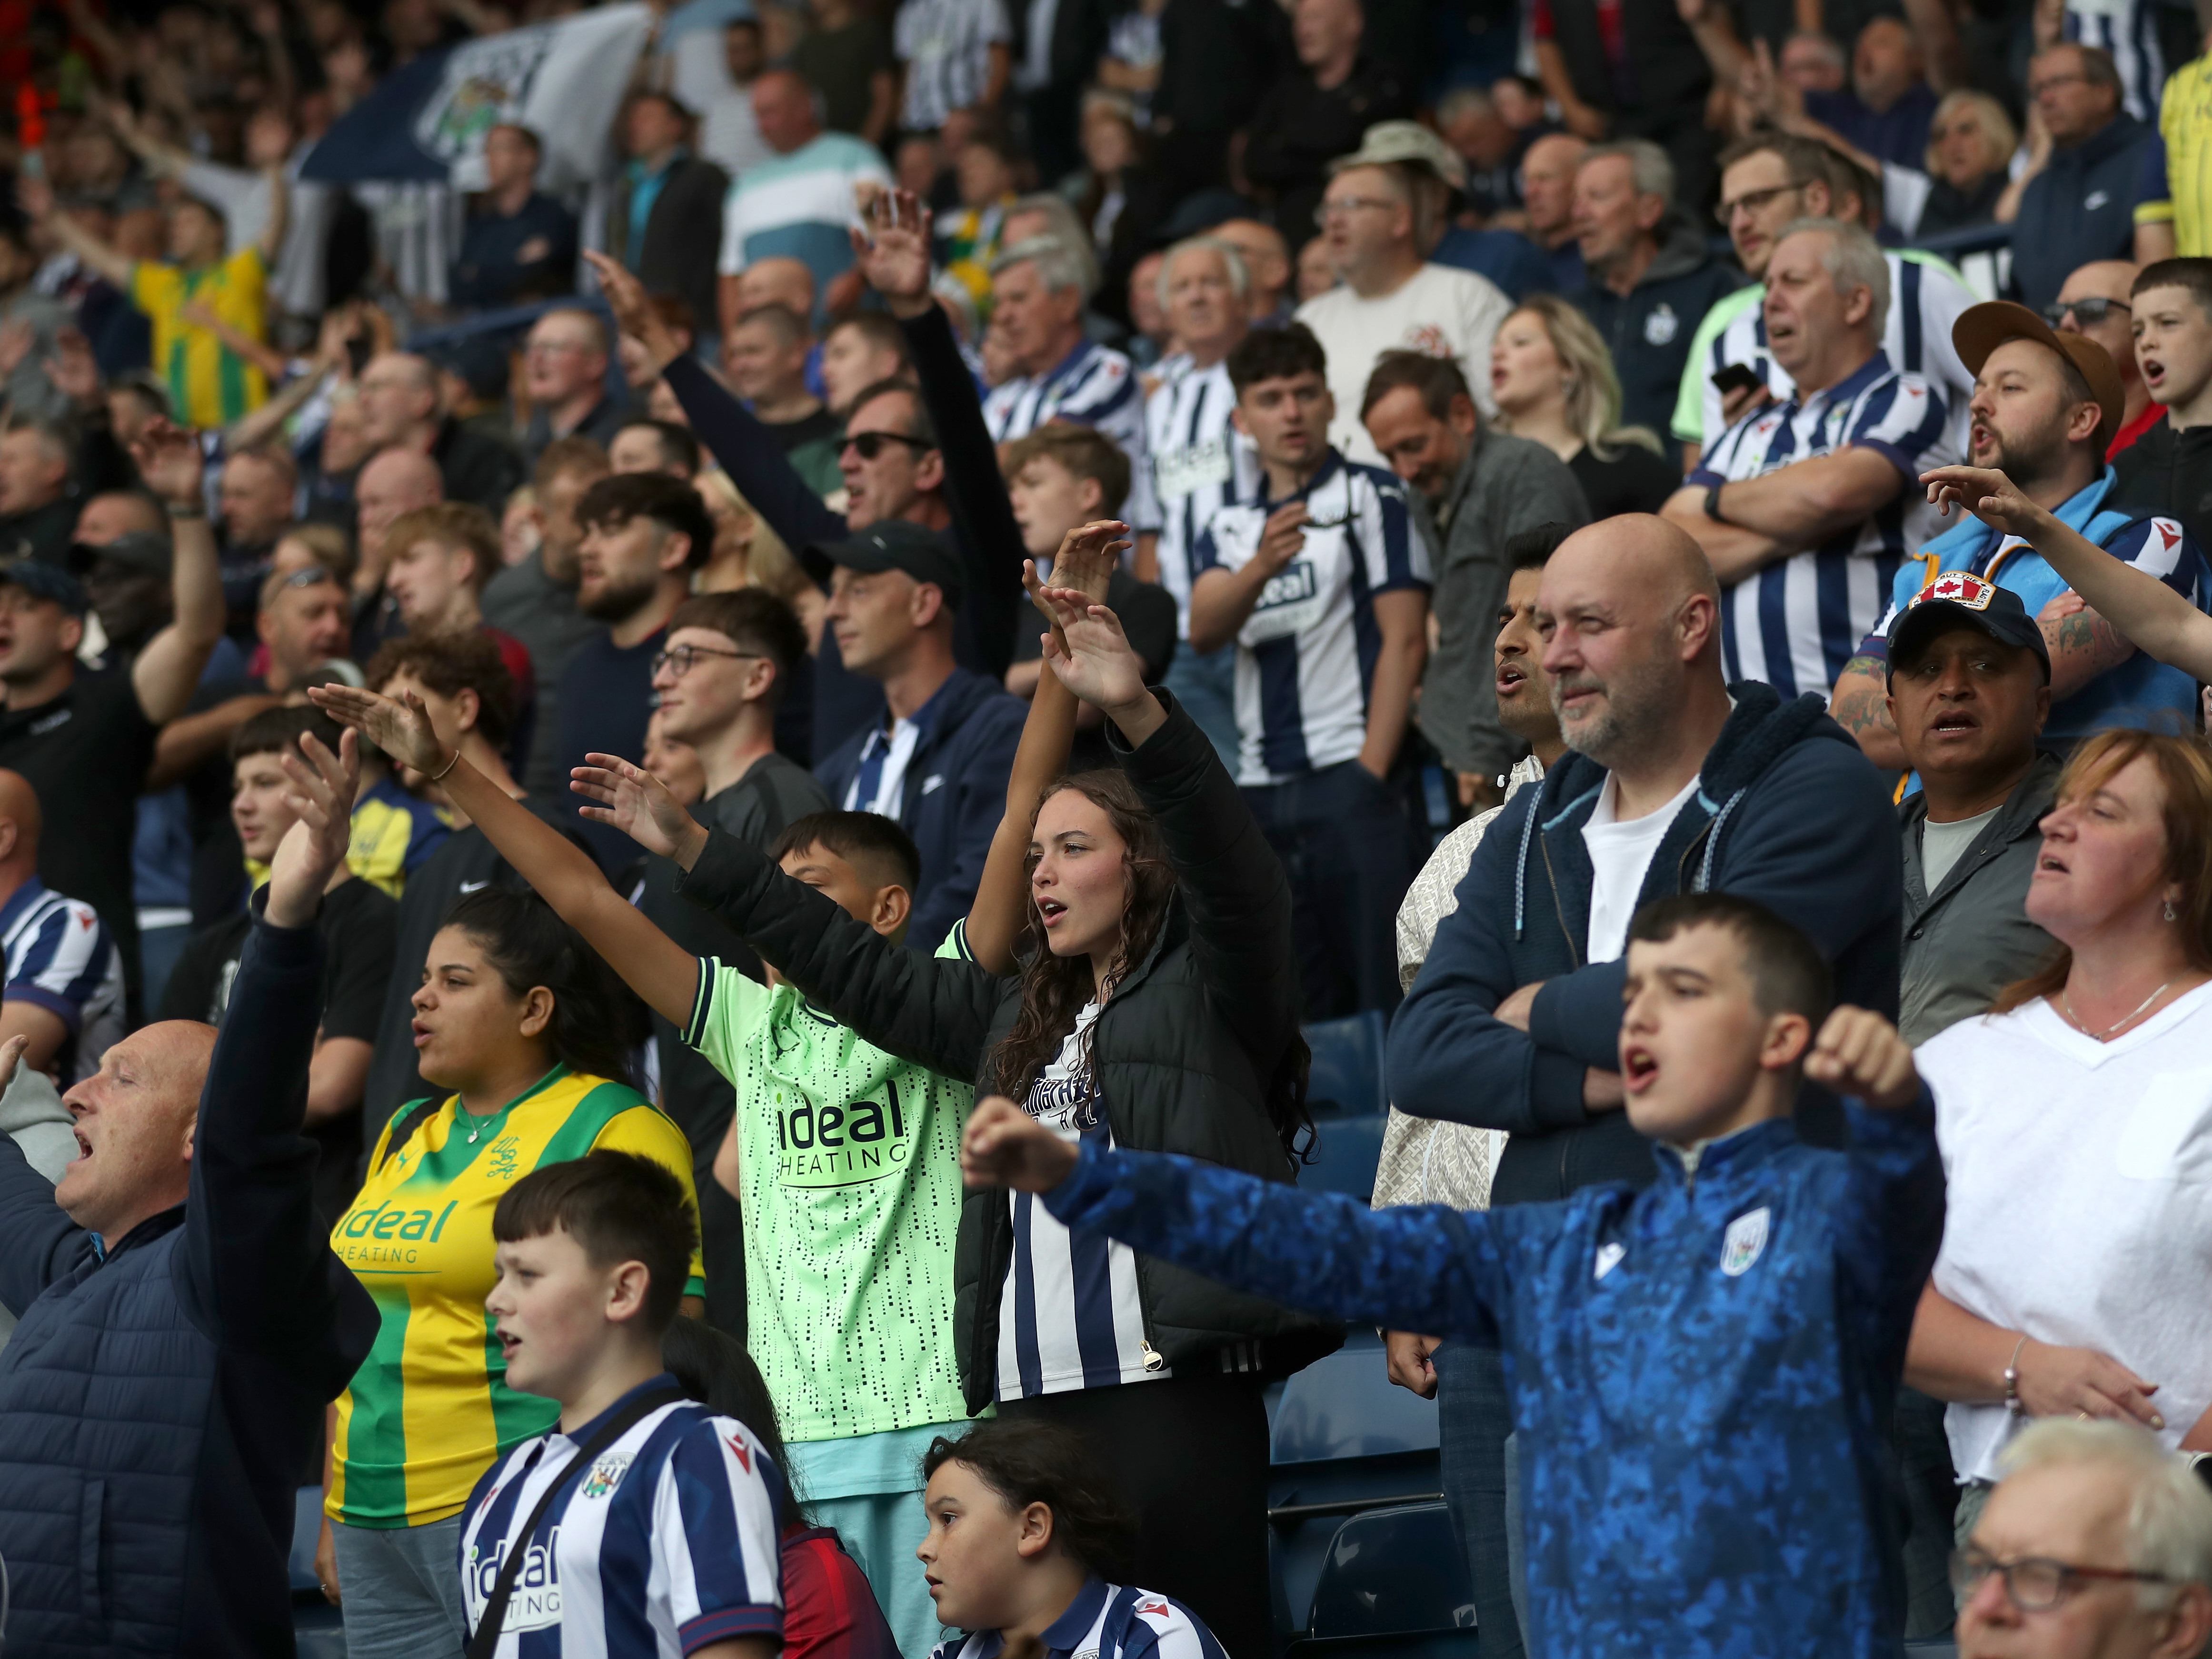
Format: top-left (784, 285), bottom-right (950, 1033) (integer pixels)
top-left (1305, 1012), bottom-right (1388, 1119)
top-left (1304, 1114), bottom-right (1387, 1202)
top-left (1273, 1343), bottom-right (1439, 1465)
top-left (1306, 1501), bottom-right (1475, 1639)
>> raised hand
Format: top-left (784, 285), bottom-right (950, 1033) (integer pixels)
top-left (129, 416), bottom-right (204, 506)
top-left (960, 1095), bottom-right (1081, 1192)
top-left (582, 249), bottom-right (683, 372)
top-left (1920, 465), bottom-right (2046, 539)
top-left (16, 164), bottom-right (55, 223)
top-left (43, 328), bottom-right (102, 408)
top-left (1048, 518), bottom-right (1129, 605)
top-left (1039, 590), bottom-right (1150, 717)
top-left (1803, 1006), bottom-right (1919, 1110)
top-left (0, 321), bottom-right (34, 383)
top-left (267, 728), bottom-right (362, 928)
top-left (308, 683), bottom-right (449, 778)
top-left (849, 187), bottom-right (936, 318)
top-left (1255, 502), bottom-right (1311, 575)
top-left (570, 752), bottom-right (708, 866)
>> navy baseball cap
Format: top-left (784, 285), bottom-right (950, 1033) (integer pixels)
top-left (1885, 571), bottom-right (2050, 683)
top-left (801, 521), bottom-right (965, 612)
top-left (0, 559), bottom-right (90, 616)
top-left (70, 531), bottom-right (173, 579)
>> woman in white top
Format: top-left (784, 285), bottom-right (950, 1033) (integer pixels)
top-left (1908, 729), bottom-right (2212, 1540)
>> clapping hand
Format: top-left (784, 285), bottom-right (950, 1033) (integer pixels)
top-left (1803, 1006), bottom-right (1920, 1110)
top-left (850, 187), bottom-right (936, 319)
top-left (570, 752), bottom-right (709, 867)
top-left (266, 729), bottom-right (361, 929)
top-left (309, 683), bottom-right (451, 779)
top-left (960, 1096), bottom-right (1081, 1192)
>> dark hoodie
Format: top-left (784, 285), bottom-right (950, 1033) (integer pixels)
top-left (1570, 213), bottom-right (1746, 436)
top-left (1387, 682), bottom-right (1902, 1206)
top-left (2110, 414), bottom-right (2212, 556)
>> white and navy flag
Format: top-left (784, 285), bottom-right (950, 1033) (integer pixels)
top-left (300, 4), bottom-right (655, 192)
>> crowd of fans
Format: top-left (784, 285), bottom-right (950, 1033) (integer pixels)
top-left (6, 0), bottom-right (2212, 1652)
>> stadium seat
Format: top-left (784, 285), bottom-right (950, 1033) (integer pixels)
top-left (1273, 1342), bottom-right (1440, 1464)
top-left (290, 1487), bottom-right (324, 1595)
top-left (1304, 1114), bottom-right (1387, 1202)
top-left (1305, 1501), bottom-right (1476, 1639)
top-left (1305, 1012), bottom-right (1389, 1119)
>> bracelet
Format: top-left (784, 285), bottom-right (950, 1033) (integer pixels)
top-left (2003, 1333), bottom-right (2028, 1415)
top-left (165, 498), bottom-right (206, 520)
top-left (1703, 481), bottom-right (1730, 524)
top-left (429, 748), bottom-right (461, 782)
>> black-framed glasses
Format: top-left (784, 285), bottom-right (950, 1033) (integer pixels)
top-left (2043, 296), bottom-right (2132, 328)
top-left (842, 430), bottom-right (934, 460)
top-left (1715, 181), bottom-right (1804, 226)
top-left (650, 645), bottom-right (764, 678)
top-left (1949, 1546), bottom-right (2175, 1611)
top-left (274, 567), bottom-right (339, 593)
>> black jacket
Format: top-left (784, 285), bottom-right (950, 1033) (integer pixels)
top-left (676, 691), bottom-right (1342, 1410)
top-left (1544, 0), bottom-right (1712, 121)
top-left (0, 912), bottom-right (377, 1656)
top-left (431, 414), bottom-right (526, 513)
top-left (607, 153), bottom-right (729, 363)
top-left (1571, 213), bottom-right (1746, 435)
top-left (2110, 414), bottom-right (2212, 554)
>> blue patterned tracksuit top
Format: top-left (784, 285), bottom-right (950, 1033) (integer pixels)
top-left (1041, 1094), bottom-right (1946, 1659)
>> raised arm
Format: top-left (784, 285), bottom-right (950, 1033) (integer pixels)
top-left (129, 419), bottom-right (225, 724)
top-left (20, 168), bottom-right (135, 291)
top-left (256, 166), bottom-right (289, 265)
top-left (1923, 464), bottom-right (2212, 681)
top-left (309, 684), bottom-right (701, 1025)
top-left (178, 732), bottom-right (373, 1363)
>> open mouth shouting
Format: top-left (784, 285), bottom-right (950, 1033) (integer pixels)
top-left (1622, 1043), bottom-right (1661, 1095)
top-left (1496, 659), bottom-right (1529, 703)
top-left (1035, 895), bottom-right (1069, 929)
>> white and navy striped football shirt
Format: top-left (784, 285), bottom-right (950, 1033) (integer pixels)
top-left (983, 341), bottom-right (1148, 477)
top-left (458, 1380), bottom-right (784, 1659)
top-left (1691, 350), bottom-right (1958, 701)
top-left (1191, 452), bottom-right (1432, 786)
top-left (1688, 252), bottom-right (1977, 455)
top-left (2064, 0), bottom-right (2166, 122)
top-left (1, 877), bottom-right (123, 1086)
top-left (930, 1580), bottom-right (1228, 1659)
top-left (1134, 358), bottom-right (1261, 636)
top-left (999, 1002), bottom-right (1157, 1399)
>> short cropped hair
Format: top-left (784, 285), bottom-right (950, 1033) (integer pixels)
top-left (992, 235), bottom-right (1091, 298)
top-left (2135, 258), bottom-right (2212, 320)
top-left (382, 501), bottom-right (502, 592)
top-left (615, 419), bottom-right (702, 478)
top-left (665, 589), bottom-right (810, 712)
top-left (491, 1150), bottom-right (697, 1334)
top-left (922, 1418), bottom-right (1138, 1580)
top-left (847, 377), bottom-right (937, 449)
top-left (1227, 322), bottom-right (1329, 396)
top-left (768, 810), bottom-right (922, 894)
top-left (1716, 130), bottom-right (1834, 191)
top-left (230, 703), bottom-right (345, 765)
top-left (534, 435), bottom-right (612, 492)
top-left (1582, 138), bottom-right (1674, 205)
top-left (1506, 522), bottom-right (1577, 573)
top-left (1776, 216), bottom-right (1891, 338)
top-left (1000, 423), bottom-right (1132, 517)
top-left (1996, 1420), bottom-right (2212, 1609)
top-left (1360, 348), bottom-right (1474, 421)
top-left (733, 302), bottom-right (810, 347)
top-left (364, 631), bottom-right (517, 752)
top-left (827, 312), bottom-right (911, 372)
top-left (575, 472), bottom-right (715, 569)
top-left (1626, 893), bottom-right (1834, 1028)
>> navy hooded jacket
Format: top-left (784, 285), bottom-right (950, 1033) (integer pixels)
top-left (815, 665), bottom-right (1027, 953)
top-left (1389, 683), bottom-right (1902, 1205)
top-left (1041, 1092), bottom-right (1945, 1658)
top-left (0, 912), bottom-right (378, 1657)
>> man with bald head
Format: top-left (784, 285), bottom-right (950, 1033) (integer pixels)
top-left (519, 307), bottom-right (631, 467)
top-left (0, 731), bottom-right (377, 1655)
top-left (0, 769), bottom-right (124, 1084)
top-left (2054, 260), bottom-right (2157, 456)
top-left (353, 447), bottom-right (444, 662)
top-left (714, 68), bottom-right (892, 336)
top-left (1392, 512), bottom-right (1900, 1203)
top-left (358, 348), bottom-right (526, 511)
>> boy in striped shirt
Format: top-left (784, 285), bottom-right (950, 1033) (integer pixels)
top-left (462, 1150), bottom-right (784, 1659)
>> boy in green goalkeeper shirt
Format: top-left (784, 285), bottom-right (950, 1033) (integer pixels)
top-left (313, 523), bottom-right (1124, 1658)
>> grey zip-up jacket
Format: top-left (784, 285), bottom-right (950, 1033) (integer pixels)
top-left (1898, 754), bottom-right (2061, 1045)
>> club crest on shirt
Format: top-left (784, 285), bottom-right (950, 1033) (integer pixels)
top-left (580, 1450), bottom-right (633, 1499)
top-left (1721, 1207), bottom-right (1771, 1277)
top-left (1644, 304), bottom-right (1679, 346)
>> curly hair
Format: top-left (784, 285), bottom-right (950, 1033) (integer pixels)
top-left (922, 1418), bottom-right (1136, 1580)
top-left (439, 887), bottom-right (649, 1090)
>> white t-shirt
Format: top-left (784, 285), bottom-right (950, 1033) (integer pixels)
top-left (1295, 263), bottom-right (1513, 465)
top-left (1581, 773), bottom-right (1701, 964)
top-left (1918, 985), bottom-right (2212, 1481)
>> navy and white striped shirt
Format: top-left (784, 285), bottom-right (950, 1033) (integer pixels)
top-left (458, 1378), bottom-right (784, 1659)
top-left (1133, 359), bottom-right (1260, 636)
top-left (1191, 452), bottom-right (1431, 785)
top-left (1691, 349), bottom-right (1958, 701)
top-left (2065, 0), bottom-right (2165, 122)
top-left (1, 876), bottom-right (123, 1085)
top-left (929, 1580), bottom-right (1228, 1659)
top-left (983, 340), bottom-right (1147, 474)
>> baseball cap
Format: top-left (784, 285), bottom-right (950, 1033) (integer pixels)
top-left (1329, 120), bottom-right (1467, 192)
top-left (0, 559), bottom-right (91, 616)
top-left (1884, 571), bottom-right (2051, 683)
top-left (1952, 300), bottom-right (2125, 457)
top-left (801, 521), bottom-right (965, 612)
top-left (69, 531), bottom-right (173, 580)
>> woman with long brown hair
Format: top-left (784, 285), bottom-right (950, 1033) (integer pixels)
top-left (1907, 729), bottom-right (2212, 1545)
top-left (563, 580), bottom-right (1332, 1659)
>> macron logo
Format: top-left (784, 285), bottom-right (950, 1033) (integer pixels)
top-left (726, 1435), bottom-right (752, 1471)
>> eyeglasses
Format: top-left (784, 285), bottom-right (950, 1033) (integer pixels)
top-left (1949, 1547), bottom-right (2175, 1612)
top-left (2043, 296), bottom-right (2132, 328)
top-left (1715, 182), bottom-right (1804, 226)
top-left (1314, 196), bottom-right (1400, 226)
top-left (275, 567), bottom-right (339, 593)
top-left (650, 644), bottom-right (764, 678)
top-left (2030, 70), bottom-right (2090, 96)
top-left (841, 430), bottom-right (934, 460)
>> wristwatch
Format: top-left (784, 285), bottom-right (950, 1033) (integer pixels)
top-left (1703, 481), bottom-right (1729, 525)
top-left (166, 498), bottom-right (206, 520)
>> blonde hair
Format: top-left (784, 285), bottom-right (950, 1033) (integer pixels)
top-left (1924, 89), bottom-right (2017, 182)
top-left (1496, 295), bottom-right (1663, 462)
top-left (692, 468), bottom-right (806, 601)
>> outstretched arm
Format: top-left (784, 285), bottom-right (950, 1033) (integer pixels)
top-left (309, 685), bottom-right (700, 1025)
top-left (130, 420), bottom-right (226, 725)
top-left (19, 167), bottom-right (135, 291)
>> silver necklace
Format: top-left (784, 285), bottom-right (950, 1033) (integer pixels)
top-left (2061, 979), bottom-right (2172, 1042)
top-left (464, 1103), bottom-right (507, 1143)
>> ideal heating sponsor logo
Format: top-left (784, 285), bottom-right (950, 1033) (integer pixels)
top-left (335, 1199), bottom-right (461, 1268)
top-left (774, 1079), bottom-right (920, 1187)
top-left (468, 1528), bottom-right (565, 1632)
top-left (1253, 560), bottom-right (1317, 614)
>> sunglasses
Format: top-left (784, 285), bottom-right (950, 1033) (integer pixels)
top-left (2042, 297), bottom-right (2131, 327)
top-left (842, 430), bottom-right (934, 460)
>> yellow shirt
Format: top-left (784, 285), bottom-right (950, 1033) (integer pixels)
top-left (2154, 55), bottom-right (2212, 254)
top-left (327, 1066), bottom-right (707, 1529)
top-left (131, 247), bottom-right (270, 428)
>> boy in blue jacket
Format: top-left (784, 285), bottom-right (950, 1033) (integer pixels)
top-left (960, 893), bottom-right (1944, 1659)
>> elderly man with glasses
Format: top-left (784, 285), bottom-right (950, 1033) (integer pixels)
top-left (2049, 260), bottom-right (2158, 457)
top-left (518, 307), bottom-right (633, 466)
top-left (1955, 1420), bottom-right (2212, 1659)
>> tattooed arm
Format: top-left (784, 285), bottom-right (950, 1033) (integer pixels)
top-left (1829, 653), bottom-right (1907, 772)
top-left (2043, 598), bottom-right (2134, 700)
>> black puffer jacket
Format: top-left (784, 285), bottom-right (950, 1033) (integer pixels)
top-left (677, 691), bottom-right (1343, 1411)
